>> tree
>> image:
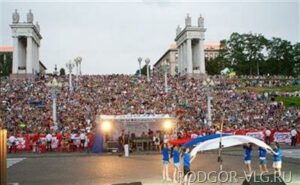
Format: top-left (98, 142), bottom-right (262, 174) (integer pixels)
top-left (266, 37), bottom-right (294, 76)
top-left (292, 43), bottom-right (300, 77)
top-left (223, 33), bottom-right (250, 75)
top-left (59, 68), bottom-right (66, 76)
top-left (135, 64), bottom-right (150, 76)
top-left (0, 53), bottom-right (12, 76)
top-left (244, 33), bottom-right (268, 76)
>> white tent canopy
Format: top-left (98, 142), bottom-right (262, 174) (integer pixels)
top-left (98, 114), bottom-right (174, 123)
top-left (190, 135), bottom-right (274, 157)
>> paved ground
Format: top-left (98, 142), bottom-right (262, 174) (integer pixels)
top-left (7, 148), bottom-right (300, 185)
top-left (282, 149), bottom-right (300, 159)
top-left (7, 158), bottom-right (26, 168)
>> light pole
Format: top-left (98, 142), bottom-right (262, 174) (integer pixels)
top-left (202, 78), bottom-right (215, 127)
top-left (46, 78), bottom-right (62, 131)
top-left (218, 113), bottom-right (224, 172)
top-left (138, 57), bottom-right (142, 77)
top-left (54, 64), bottom-right (58, 76)
top-left (145, 58), bottom-right (150, 82)
top-left (74, 58), bottom-right (79, 80)
top-left (162, 62), bottom-right (169, 93)
top-left (78, 57), bottom-right (82, 75)
top-left (74, 57), bottom-right (82, 81)
top-left (66, 60), bottom-right (75, 92)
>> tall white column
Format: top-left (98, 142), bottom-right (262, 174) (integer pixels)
top-left (33, 42), bottom-right (37, 74)
top-left (199, 39), bottom-right (206, 74)
top-left (193, 40), bottom-right (200, 71)
top-left (12, 37), bottom-right (19, 73)
top-left (178, 45), bottom-right (182, 74)
top-left (186, 39), bottom-right (193, 74)
top-left (26, 37), bottom-right (33, 74)
top-left (182, 42), bottom-right (187, 74)
top-left (37, 43), bottom-right (40, 73)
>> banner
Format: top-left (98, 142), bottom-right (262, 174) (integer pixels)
top-left (273, 132), bottom-right (291, 143)
top-left (7, 133), bottom-right (94, 153)
top-left (246, 132), bottom-right (264, 140)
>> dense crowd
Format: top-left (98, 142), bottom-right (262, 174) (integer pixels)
top-left (0, 74), bottom-right (299, 137)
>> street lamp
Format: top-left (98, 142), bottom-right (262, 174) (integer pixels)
top-left (145, 58), bottom-right (150, 82)
top-left (138, 57), bottom-right (142, 77)
top-left (74, 57), bottom-right (82, 80)
top-left (66, 60), bottom-right (75, 92)
top-left (46, 78), bottom-right (62, 130)
top-left (202, 78), bottom-right (215, 127)
top-left (162, 62), bottom-right (169, 93)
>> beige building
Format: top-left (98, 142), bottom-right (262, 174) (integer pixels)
top-left (153, 43), bottom-right (178, 76)
top-left (204, 44), bottom-right (221, 61)
top-left (154, 43), bottom-right (220, 75)
top-left (0, 46), bottom-right (47, 76)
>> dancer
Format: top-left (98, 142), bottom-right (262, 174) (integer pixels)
top-left (162, 143), bottom-right (171, 181)
top-left (243, 143), bottom-right (252, 175)
top-left (272, 142), bottom-right (282, 176)
top-left (172, 145), bottom-right (180, 183)
top-left (258, 147), bottom-right (268, 174)
top-left (183, 148), bottom-right (195, 185)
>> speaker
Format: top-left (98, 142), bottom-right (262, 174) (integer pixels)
top-left (242, 174), bottom-right (286, 185)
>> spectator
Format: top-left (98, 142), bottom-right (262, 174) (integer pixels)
top-left (264, 128), bottom-right (271, 145)
top-left (46, 132), bottom-right (53, 151)
top-left (290, 126), bottom-right (297, 147)
top-left (8, 133), bottom-right (17, 153)
top-left (79, 130), bottom-right (86, 150)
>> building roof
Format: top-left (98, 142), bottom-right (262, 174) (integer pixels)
top-left (154, 48), bottom-right (177, 67)
top-left (154, 42), bottom-right (221, 67)
top-left (39, 61), bottom-right (47, 70)
top-left (204, 44), bottom-right (221, 50)
top-left (0, 46), bottom-right (14, 52)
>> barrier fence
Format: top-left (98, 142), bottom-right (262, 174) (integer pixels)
top-left (4, 129), bottom-right (300, 153)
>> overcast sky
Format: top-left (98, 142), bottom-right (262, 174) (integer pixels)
top-left (0, 0), bottom-right (299, 74)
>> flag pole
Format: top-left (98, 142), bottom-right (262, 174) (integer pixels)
top-left (218, 113), bottom-right (224, 171)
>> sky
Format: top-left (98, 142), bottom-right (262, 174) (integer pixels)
top-left (0, 0), bottom-right (299, 74)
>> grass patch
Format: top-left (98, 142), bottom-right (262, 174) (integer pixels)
top-left (238, 86), bottom-right (300, 93)
top-left (275, 96), bottom-right (300, 108)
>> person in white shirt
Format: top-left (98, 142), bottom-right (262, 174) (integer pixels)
top-left (191, 133), bottom-right (198, 139)
top-left (46, 133), bottom-right (53, 151)
top-left (291, 127), bottom-right (297, 147)
top-left (8, 135), bottom-right (17, 153)
top-left (265, 128), bottom-right (271, 145)
top-left (79, 131), bottom-right (86, 150)
top-left (153, 134), bottom-right (161, 152)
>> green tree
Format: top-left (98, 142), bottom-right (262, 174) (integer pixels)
top-left (0, 53), bottom-right (12, 76)
top-left (135, 64), bottom-right (151, 76)
top-left (59, 68), bottom-right (66, 76)
top-left (266, 37), bottom-right (294, 76)
top-left (244, 33), bottom-right (268, 76)
top-left (292, 43), bottom-right (300, 77)
top-left (223, 33), bottom-right (249, 75)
